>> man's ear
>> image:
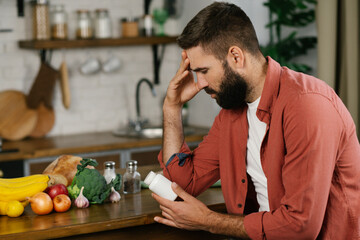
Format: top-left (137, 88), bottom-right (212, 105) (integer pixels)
top-left (226, 46), bottom-right (245, 69)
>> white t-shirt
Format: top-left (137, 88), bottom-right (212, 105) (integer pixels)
top-left (246, 97), bottom-right (269, 212)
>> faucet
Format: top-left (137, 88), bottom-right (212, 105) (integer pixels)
top-left (132, 78), bottom-right (156, 131)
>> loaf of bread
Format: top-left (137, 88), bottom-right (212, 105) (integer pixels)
top-left (43, 155), bottom-right (94, 186)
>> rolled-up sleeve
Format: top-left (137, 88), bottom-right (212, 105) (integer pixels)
top-left (158, 114), bottom-right (222, 197)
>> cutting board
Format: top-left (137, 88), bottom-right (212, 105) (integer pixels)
top-left (29, 102), bottom-right (55, 138)
top-left (0, 90), bottom-right (38, 141)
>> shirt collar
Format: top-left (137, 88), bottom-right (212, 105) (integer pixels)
top-left (256, 56), bottom-right (282, 123)
top-left (227, 56), bottom-right (282, 123)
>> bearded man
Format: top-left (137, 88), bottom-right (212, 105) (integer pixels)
top-left (152, 2), bottom-right (360, 239)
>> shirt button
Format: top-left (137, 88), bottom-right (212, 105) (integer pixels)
top-left (241, 179), bottom-right (246, 183)
top-left (238, 203), bottom-right (243, 208)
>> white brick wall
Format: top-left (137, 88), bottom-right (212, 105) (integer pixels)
top-left (0, 0), bottom-right (317, 138)
top-left (0, 0), bottom-right (183, 137)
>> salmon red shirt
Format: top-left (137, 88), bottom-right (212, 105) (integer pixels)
top-left (158, 57), bottom-right (360, 239)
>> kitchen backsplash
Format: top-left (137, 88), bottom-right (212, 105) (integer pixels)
top-left (0, 0), bottom-right (189, 136)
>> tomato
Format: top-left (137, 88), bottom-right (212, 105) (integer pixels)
top-left (53, 194), bottom-right (71, 213)
top-left (45, 184), bottom-right (68, 199)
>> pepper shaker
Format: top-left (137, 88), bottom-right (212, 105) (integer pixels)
top-left (123, 160), bottom-right (141, 194)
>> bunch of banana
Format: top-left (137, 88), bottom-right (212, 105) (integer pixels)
top-left (0, 174), bottom-right (50, 202)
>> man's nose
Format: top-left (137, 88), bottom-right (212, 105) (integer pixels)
top-left (196, 74), bottom-right (209, 90)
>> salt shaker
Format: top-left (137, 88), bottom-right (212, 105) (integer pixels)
top-left (123, 160), bottom-right (141, 194)
top-left (103, 161), bottom-right (116, 184)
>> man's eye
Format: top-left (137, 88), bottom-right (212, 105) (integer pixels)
top-left (201, 70), bottom-right (208, 74)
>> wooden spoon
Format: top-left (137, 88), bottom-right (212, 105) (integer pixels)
top-left (59, 60), bottom-right (71, 109)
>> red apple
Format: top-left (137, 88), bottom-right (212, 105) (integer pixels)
top-left (45, 184), bottom-right (68, 199)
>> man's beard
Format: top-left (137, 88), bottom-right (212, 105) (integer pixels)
top-left (205, 61), bottom-right (249, 109)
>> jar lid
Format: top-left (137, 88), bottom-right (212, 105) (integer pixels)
top-left (76, 9), bottom-right (90, 13)
top-left (34, 0), bottom-right (48, 5)
top-left (126, 160), bottom-right (138, 167)
top-left (95, 8), bottom-right (108, 13)
top-left (144, 171), bottom-right (156, 185)
top-left (104, 161), bottom-right (115, 168)
top-left (51, 5), bottom-right (65, 11)
top-left (121, 17), bottom-right (138, 23)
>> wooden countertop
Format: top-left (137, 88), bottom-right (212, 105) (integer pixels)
top-left (0, 127), bottom-right (209, 162)
top-left (0, 188), bottom-right (226, 240)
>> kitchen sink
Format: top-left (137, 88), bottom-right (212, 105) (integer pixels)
top-left (113, 126), bottom-right (195, 139)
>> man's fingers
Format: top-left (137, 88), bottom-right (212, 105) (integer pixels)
top-left (154, 216), bottom-right (179, 228)
top-left (152, 192), bottom-right (174, 208)
top-left (161, 209), bottom-right (175, 221)
top-left (160, 204), bottom-right (174, 217)
top-left (171, 182), bottom-right (192, 201)
top-left (177, 51), bottom-right (189, 71)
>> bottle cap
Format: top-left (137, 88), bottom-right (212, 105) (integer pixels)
top-left (144, 171), bottom-right (156, 185)
top-left (104, 161), bottom-right (115, 168)
top-left (126, 160), bottom-right (138, 167)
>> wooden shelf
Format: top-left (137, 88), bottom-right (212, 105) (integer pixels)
top-left (18, 36), bottom-right (178, 50)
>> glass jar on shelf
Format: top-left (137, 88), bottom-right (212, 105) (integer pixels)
top-left (94, 9), bottom-right (112, 39)
top-left (32, 0), bottom-right (50, 40)
top-left (76, 9), bottom-right (93, 39)
top-left (123, 160), bottom-right (141, 194)
top-left (121, 17), bottom-right (139, 37)
top-left (50, 5), bottom-right (68, 40)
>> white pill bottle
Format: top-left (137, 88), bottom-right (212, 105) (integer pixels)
top-left (144, 171), bottom-right (178, 201)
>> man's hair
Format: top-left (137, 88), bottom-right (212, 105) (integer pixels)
top-left (177, 2), bottom-right (261, 60)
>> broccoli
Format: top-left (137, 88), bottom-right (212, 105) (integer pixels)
top-left (67, 158), bottom-right (122, 204)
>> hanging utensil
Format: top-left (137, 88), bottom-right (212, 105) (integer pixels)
top-left (59, 50), bottom-right (70, 109)
top-left (28, 57), bottom-right (59, 138)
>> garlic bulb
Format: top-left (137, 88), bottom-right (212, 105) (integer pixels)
top-left (109, 187), bottom-right (121, 203)
top-left (75, 186), bottom-right (89, 208)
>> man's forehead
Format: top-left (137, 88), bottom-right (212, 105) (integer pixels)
top-left (185, 46), bottom-right (206, 59)
top-left (186, 46), bottom-right (217, 69)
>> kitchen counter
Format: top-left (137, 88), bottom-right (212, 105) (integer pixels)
top-left (0, 187), bottom-right (226, 240)
top-left (0, 127), bottom-right (209, 162)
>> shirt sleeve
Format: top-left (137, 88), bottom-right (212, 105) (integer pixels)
top-left (158, 113), bottom-right (222, 197)
top-left (244, 93), bottom-right (345, 239)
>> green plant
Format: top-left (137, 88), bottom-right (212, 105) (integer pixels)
top-left (261, 0), bottom-right (317, 73)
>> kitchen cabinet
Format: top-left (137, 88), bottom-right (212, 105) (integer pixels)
top-left (28, 153), bottom-right (121, 175)
top-left (18, 36), bottom-right (178, 84)
top-left (27, 142), bottom-right (200, 175)
top-left (0, 129), bottom-right (208, 177)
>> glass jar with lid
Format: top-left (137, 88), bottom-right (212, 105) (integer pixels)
top-left (123, 160), bottom-right (141, 194)
top-left (50, 5), bottom-right (68, 40)
top-left (103, 161), bottom-right (117, 184)
top-left (94, 9), bottom-right (112, 39)
top-left (76, 9), bottom-right (93, 39)
top-left (32, 0), bottom-right (50, 40)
